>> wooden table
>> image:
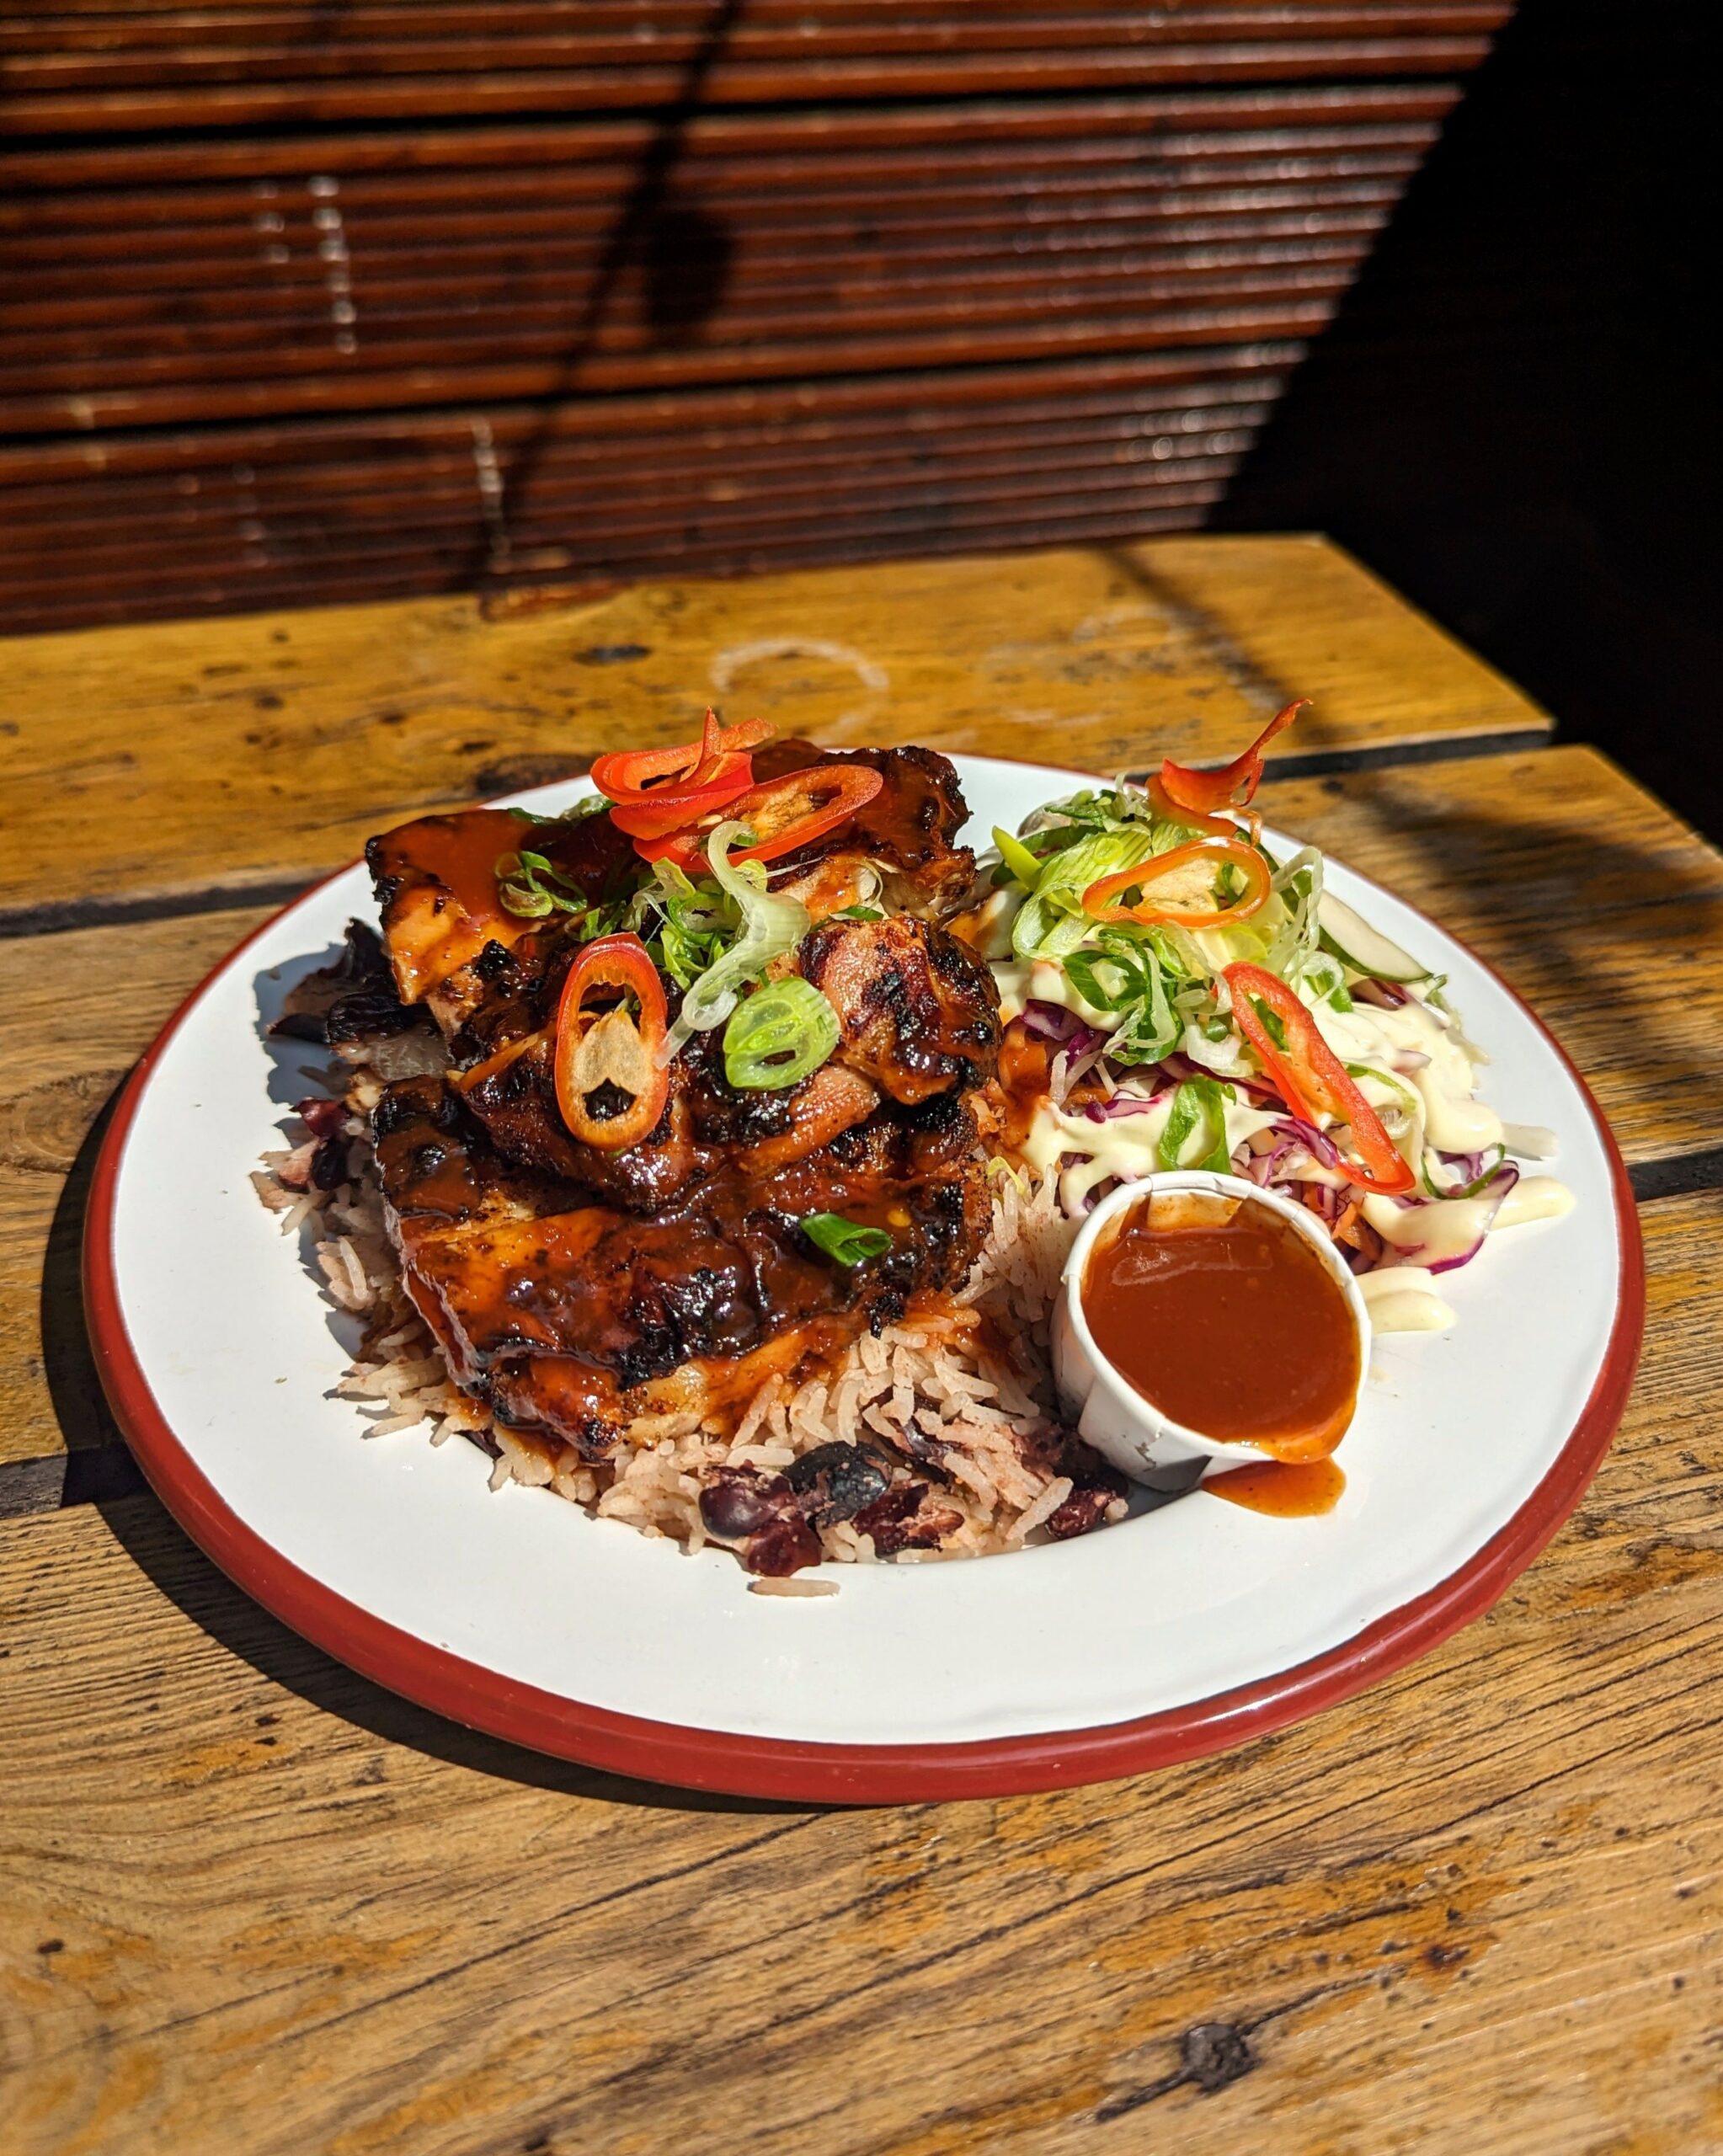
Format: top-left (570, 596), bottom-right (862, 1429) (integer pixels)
top-left (5, 536), bottom-right (1721, 2155)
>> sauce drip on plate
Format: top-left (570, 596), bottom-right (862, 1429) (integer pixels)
top-left (1203, 1457), bottom-right (1347, 1516)
top-left (1081, 1192), bottom-right (1360, 1461)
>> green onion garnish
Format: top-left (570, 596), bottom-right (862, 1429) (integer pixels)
top-left (723, 978), bottom-right (840, 1091)
top-left (800, 1213), bottom-right (893, 1267)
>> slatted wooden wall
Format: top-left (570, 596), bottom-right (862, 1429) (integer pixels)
top-left (0, 4), bottom-right (1510, 634)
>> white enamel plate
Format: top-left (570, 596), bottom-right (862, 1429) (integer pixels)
top-left (86, 756), bottom-right (1642, 1801)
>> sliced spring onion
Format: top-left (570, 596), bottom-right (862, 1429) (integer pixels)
top-left (800, 1212), bottom-right (893, 1266)
top-left (1063, 928), bottom-right (1180, 1065)
top-left (723, 978), bottom-right (840, 1090)
top-left (494, 849), bottom-right (589, 920)
top-left (659, 821), bottom-right (810, 1064)
top-left (1421, 1140), bottom-right (1509, 1200)
top-left (1181, 1018), bottom-right (1256, 1081)
top-left (992, 825), bottom-right (1048, 891)
top-left (1298, 948), bottom-right (1354, 1010)
top-left (1346, 1060), bottom-right (1425, 1175)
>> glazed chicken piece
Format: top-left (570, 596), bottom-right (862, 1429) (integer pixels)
top-left (365, 740), bottom-right (972, 1047)
top-left (752, 739), bottom-right (977, 914)
top-left (373, 1076), bottom-right (988, 1457)
top-left (360, 764), bottom-right (1002, 1465)
top-left (452, 1031), bottom-right (703, 1213)
top-left (390, 899), bottom-right (1000, 1209)
top-left (366, 806), bottom-right (637, 1030)
top-left (727, 1064), bottom-right (880, 1176)
top-left (797, 915), bottom-right (1001, 1104)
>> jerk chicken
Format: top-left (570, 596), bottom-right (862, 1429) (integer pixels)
top-left (293, 742), bottom-right (1008, 1513)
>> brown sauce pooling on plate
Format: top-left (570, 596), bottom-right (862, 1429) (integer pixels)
top-left (1203, 1457), bottom-right (1347, 1516)
top-left (1081, 1192), bottom-right (1360, 1462)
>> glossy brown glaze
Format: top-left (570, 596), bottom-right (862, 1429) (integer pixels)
top-left (372, 1067), bottom-right (990, 1454)
top-left (1082, 1194), bottom-right (1361, 1462)
top-left (755, 739), bottom-right (976, 910)
top-left (365, 805), bottom-right (637, 1016)
top-left (1203, 1457), bottom-right (1347, 1517)
top-left (364, 808), bottom-right (531, 1007)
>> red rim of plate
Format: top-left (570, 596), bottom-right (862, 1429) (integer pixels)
top-left (82, 825), bottom-right (1645, 1804)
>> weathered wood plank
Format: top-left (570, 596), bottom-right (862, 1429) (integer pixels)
top-left (7, 744), bottom-right (1719, 1484)
top-left (0, 40), bottom-right (1489, 136)
top-left (0, 536), bottom-right (1547, 921)
top-left (2, 1183), bottom-right (1717, 2156)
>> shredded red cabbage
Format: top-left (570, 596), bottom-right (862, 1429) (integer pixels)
top-left (1082, 1090), bottom-right (1172, 1124)
top-left (1424, 1161), bottom-right (1520, 1273)
top-left (1022, 1000), bottom-right (1094, 1048)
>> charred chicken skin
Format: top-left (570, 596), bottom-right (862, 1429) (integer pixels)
top-left (325, 744), bottom-right (1002, 1484)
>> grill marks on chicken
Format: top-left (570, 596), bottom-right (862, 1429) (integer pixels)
top-left (376, 1075), bottom-right (987, 1454)
top-left (752, 739), bottom-right (976, 912)
top-left (356, 747), bottom-right (1003, 1475)
top-left (799, 915), bottom-right (1000, 1105)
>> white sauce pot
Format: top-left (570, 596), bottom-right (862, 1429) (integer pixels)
top-left (1051, 1170), bottom-right (1373, 1489)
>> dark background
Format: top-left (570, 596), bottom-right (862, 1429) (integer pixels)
top-left (2, 0), bottom-right (1716, 835)
top-left (1216, 0), bottom-right (1723, 840)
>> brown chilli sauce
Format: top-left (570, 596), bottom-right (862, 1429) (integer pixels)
top-left (1203, 1456), bottom-right (1347, 1516)
top-left (1080, 1192), bottom-right (1361, 1463)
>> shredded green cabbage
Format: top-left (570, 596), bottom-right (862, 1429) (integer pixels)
top-left (658, 822), bottom-right (809, 1064)
top-left (1011, 827), bottom-right (1158, 960)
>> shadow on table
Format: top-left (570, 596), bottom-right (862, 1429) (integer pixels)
top-left (42, 1114), bottom-right (812, 1818)
top-left (106, 1475), bottom-right (818, 1817)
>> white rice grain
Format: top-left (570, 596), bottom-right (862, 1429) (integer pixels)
top-left (258, 1075), bottom-right (1092, 1571)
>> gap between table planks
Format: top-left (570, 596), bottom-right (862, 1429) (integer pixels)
top-left (0, 535), bottom-right (1547, 931)
top-left (3, 1181), bottom-right (1720, 2156)
top-left (3, 740), bottom-right (1720, 1503)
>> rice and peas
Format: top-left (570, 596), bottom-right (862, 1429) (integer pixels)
top-left (253, 1064), bottom-right (1109, 1584)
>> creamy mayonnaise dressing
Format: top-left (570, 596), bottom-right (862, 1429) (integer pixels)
top-left (1022, 1093), bottom-right (1282, 1216)
top-left (988, 885), bottom-right (1572, 1334)
top-left (1307, 992), bottom-right (1504, 1155)
top-left (1492, 1175), bottom-right (1576, 1230)
top-left (1357, 1265), bottom-right (1456, 1334)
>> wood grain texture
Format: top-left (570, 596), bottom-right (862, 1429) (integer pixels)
top-left (0, 0), bottom-right (1512, 87)
top-left (2, 1179), bottom-right (1717, 2156)
top-left (0, 536), bottom-right (1547, 921)
top-left (0, 77), bottom-right (1472, 629)
top-left (0, 94), bottom-right (1454, 194)
top-left (0, 350), bottom-right (1305, 636)
top-left (10, 740), bottom-right (1722, 1484)
top-left (0, 5), bottom-right (1500, 135)
top-left (0, 89), bottom-right (1460, 440)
